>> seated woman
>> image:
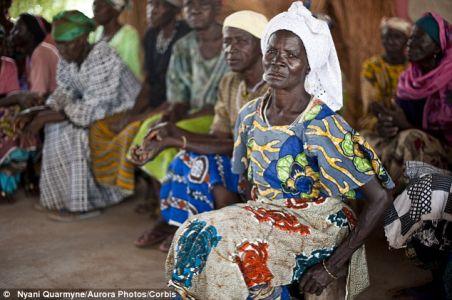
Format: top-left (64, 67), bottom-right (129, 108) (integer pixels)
top-left (385, 161), bottom-right (451, 299)
top-left (367, 13), bottom-right (451, 186)
top-left (89, 0), bottom-right (189, 198)
top-left (359, 17), bottom-right (411, 130)
top-left (0, 14), bottom-right (59, 201)
top-left (90, 0), bottom-right (142, 80)
top-left (133, 10), bottom-right (269, 251)
top-left (0, 24), bottom-right (20, 201)
top-left (165, 3), bottom-right (393, 299)
top-left (127, 0), bottom-right (227, 183)
top-left (28, 11), bottom-right (141, 221)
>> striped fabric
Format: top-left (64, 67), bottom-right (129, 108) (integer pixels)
top-left (90, 113), bottom-right (141, 195)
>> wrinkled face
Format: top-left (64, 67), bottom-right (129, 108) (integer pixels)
top-left (263, 30), bottom-right (309, 90)
top-left (183, 0), bottom-right (216, 30)
top-left (55, 34), bottom-right (88, 63)
top-left (147, 0), bottom-right (177, 29)
top-left (223, 27), bottom-right (261, 73)
top-left (381, 27), bottom-right (409, 53)
top-left (93, 0), bottom-right (120, 26)
top-left (9, 18), bottom-right (31, 48)
top-left (407, 25), bottom-right (441, 62)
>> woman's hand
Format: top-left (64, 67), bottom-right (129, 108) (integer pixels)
top-left (130, 136), bottom-right (179, 165)
top-left (376, 114), bottom-right (399, 138)
top-left (298, 260), bottom-right (347, 296)
top-left (298, 263), bottom-right (334, 296)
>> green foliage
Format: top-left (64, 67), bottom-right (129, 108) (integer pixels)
top-left (10, 0), bottom-right (70, 21)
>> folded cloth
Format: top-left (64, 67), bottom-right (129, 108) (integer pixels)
top-left (384, 161), bottom-right (452, 249)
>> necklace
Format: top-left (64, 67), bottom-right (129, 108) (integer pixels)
top-left (156, 29), bottom-right (176, 54)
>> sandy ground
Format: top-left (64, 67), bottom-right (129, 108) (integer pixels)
top-left (0, 190), bottom-right (431, 299)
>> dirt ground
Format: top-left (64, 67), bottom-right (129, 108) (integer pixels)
top-left (0, 190), bottom-right (431, 299)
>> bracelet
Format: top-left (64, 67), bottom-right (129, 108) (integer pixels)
top-left (181, 135), bottom-right (187, 149)
top-left (322, 260), bottom-right (338, 280)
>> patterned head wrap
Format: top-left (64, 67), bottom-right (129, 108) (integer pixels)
top-left (261, 1), bottom-right (343, 111)
top-left (223, 10), bottom-right (268, 39)
top-left (105, 0), bottom-right (130, 12)
top-left (52, 10), bottom-right (96, 42)
top-left (380, 17), bottom-right (412, 37)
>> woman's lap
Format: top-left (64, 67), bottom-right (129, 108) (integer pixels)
top-left (166, 198), bottom-right (356, 299)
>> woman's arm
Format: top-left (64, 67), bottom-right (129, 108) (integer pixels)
top-left (299, 177), bottom-right (392, 295)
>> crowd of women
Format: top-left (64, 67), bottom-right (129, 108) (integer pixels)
top-left (0, 0), bottom-right (450, 299)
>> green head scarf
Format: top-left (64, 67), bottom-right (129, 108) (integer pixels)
top-left (52, 10), bottom-right (96, 42)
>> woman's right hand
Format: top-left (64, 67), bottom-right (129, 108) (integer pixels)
top-left (376, 114), bottom-right (399, 138)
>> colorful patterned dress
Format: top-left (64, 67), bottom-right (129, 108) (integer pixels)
top-left (165, 95), bottom-right (394, 299)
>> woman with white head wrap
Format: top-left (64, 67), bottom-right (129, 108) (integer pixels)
top-left (165, 3), bottom-right (394, 299)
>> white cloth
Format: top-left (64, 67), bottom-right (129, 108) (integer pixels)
top-left (107, 0), bottom-right (129, 11)
top-left (261, 1), bottom-right (343, 111)
top-left (223, 10), bottom-right (268, 39)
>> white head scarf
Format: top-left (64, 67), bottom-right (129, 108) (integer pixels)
top-left (223, 10), bottom-right (269, 39)
top-left (261, 1), bottom-right (343, 111)
top-left (106, 0), bottom-right (129, 12)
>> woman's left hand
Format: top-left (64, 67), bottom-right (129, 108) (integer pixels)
top-left (298, 262), bottom-right (335, 296)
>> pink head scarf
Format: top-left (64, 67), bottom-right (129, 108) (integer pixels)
top-left (397, 12), bottom-right (452, 145)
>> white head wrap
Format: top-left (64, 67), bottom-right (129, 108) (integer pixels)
top-left (261, 1), bottom-right (343, 111)
top-left (106, 0), bottom-right (129, 12)
top-left (380, 17), bottom-right (412, 37)
top-left (223, 10), bottom-right (269, 39)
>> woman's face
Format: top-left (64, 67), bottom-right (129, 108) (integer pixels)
top-left (55, 34), bottom-right (88, 63)
top-left (183, 0), bottom-right (216, 30)
top-left (223, 26), bottom-right (260, 73)
top-left (263, 30), bottom-right (309, 90)
top-left (147, 0), bottom-right (176, 29)
top-left (93, 0), bottom-right (120, 26)
top-left (381, 27), bottom-right (408, 54)
top-left (407, 25), bottom-right (441, 62)
top-left (9, 19), bottom-right (31, 48)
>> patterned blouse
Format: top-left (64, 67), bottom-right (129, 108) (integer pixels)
top-left (166, 31), bottom-right (228, 110)
top-left (232, 92), bottom-right (395, 204)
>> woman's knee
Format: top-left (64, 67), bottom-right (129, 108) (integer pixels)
top-left (213, 185), bottom-right (240, 209)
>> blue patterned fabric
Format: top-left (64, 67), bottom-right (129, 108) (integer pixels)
top-left (0, 149), bottom-right (34, 195)
top-left (292, 248), bottom-right (336, 281)
top-left (171, 219), bottom-right (222, 288)
top-left (160, 150), bottom-right (240, 226)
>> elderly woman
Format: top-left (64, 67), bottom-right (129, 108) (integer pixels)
top-left (359, 17), bottom-right (411, 131)
top-left (134, 11), bottom-right (268, 252)
top-left (368, 13), bottom-right (451, 187)
top-left (90, 0), bottom-right (142, 80)
top-left (165, 3), bottom-right (393, 299)
top-left (29, 11), bottom-right (140, 221)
